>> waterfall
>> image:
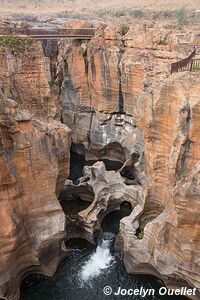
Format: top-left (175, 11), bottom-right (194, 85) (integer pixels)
top-left (79, 238), bottom-right (115, 283)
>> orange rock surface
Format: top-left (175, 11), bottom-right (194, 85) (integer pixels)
top-left (59, 24), bottom-right (200, 296)
top-left (0, 42), bottom-right (71, 299)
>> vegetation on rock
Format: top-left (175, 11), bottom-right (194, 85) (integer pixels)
top-left (130, 9), bottom-right (144, 17)
top-left (136, 216), bottom-right (156, 240)
top-left (177, 7), bottom-right (188, 26)
top-left (114, 9), bottom-right (126, 17)
top-left (136, 228), bottom-right (144, 239)
top-left (0, 36), bottom-right (33, 55)
top-left (121, 24), bottom-right (129, 35)
top-left (96, 9), bottom-right (110, 18)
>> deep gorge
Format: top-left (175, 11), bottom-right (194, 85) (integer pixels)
top-left (1, 20), bottom-right (200, 300)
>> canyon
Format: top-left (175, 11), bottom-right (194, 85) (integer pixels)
top-left (0, 20), bottom-right (200, 299)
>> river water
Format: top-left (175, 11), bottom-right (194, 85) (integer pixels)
top-left (20, 239), bottom-right (189, 300)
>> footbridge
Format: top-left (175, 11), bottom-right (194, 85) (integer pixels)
top-left (0, 27), bottom-right (95, 40)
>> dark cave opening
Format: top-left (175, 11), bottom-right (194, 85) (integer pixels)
top-left (69, 143), bottom-right (125, 178)
top-left (101, 201), bottom-right (132, 235)
top-left (87, 158), bottom-right (123, 171)
top-left (120, 165), bottom-right (141, 185)
top-left (69, 150), bottom-right (86, 183)
top-left (120, 153), bottom-right (140, 181)
top-left (98, 142), bottom-right (126, 164)
top-left (65, 238), bottom-right (94, 251)
top-left (121, 165), bottom-right (135, 180)
top-left (59, 194), bottom-right (91, 216)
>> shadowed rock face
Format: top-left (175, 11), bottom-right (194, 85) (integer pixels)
top-left (1, 21), bottom-right (200, 300)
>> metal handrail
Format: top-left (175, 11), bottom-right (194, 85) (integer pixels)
top-left (171, 47), bottom-right (197, 74)
top-left (190, 58), bottom-right (200, 72)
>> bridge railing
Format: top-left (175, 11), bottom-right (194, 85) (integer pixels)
top-left (171, 47), bottom-right (197, 74)
top-left (0, 27), bottom-right (95, 37)
top-left (190, 58), bottom-right (200, 71)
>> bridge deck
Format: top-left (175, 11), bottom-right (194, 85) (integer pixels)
top-left (0, 27), bottom-right (95, 39)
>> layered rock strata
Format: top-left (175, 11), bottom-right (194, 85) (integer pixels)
top-left (121, 73), bottom-right (200, 297)
top-left (0, 42), bottom-right (71, 299)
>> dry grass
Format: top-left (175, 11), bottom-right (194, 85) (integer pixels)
top-left (0, 0), bottom-right (199, 17)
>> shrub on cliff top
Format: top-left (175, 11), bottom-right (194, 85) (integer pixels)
top-left (177, 7), bottom-right (188, 26)
top-left (96, 9), bottom-right (110, 18)
top-left (121, 24), bottom-right (129, 35)
top-left (130, 9), bottom-right (144, 17)
top-left (153, 10), bottom-right (174, 20)
top-left (0, 36), bottom-right (33, 55)
top-left (114, 9), bottom-right (127, 17)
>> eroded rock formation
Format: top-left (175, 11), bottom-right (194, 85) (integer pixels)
top-left (1, 21), bottom-right (200, 300)
top-left (62, 161), bottom-right (142, 243)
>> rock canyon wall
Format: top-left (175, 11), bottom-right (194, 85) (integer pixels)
top-left (0, 42), bottom-right (71, 299)
top-left (58, 24), bottom-right (200, 297)
top-left (1, 23), bottom-right (200, 299)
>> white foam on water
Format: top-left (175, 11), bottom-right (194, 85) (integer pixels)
top-left (79, 239), bottom-right (115, 283)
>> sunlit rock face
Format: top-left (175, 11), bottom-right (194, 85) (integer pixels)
top-left (121, 74), bottom-right (200, 293)
top-left (0, 42), bottom-right (58, 120)
top-left (58, 23), bottom-right (200, 297)
top-left (0, 43), bottom-right (71, 300)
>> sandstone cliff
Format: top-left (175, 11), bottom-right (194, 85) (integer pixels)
top-left (121, 73), bottom-right (200, 296)
top-left (0, 42), bottom-right (71, 299)
top-left (58, 24), bottom-right (200, 297)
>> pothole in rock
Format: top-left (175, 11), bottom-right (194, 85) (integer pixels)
top-left (101, 201), bottom-right (132, 235)
top-left (59, 194), bottom-right (91, 216)
top-left (121, 165), bottom-right (135, 180)
top-left (120, 165), bottom-right (141, 185)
